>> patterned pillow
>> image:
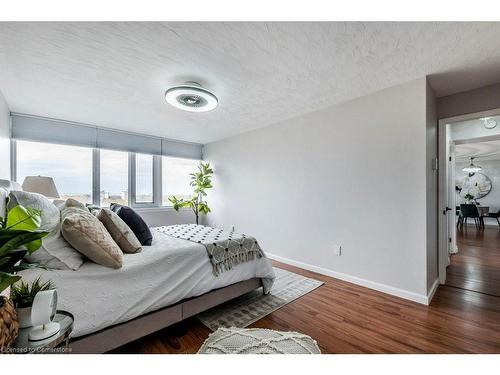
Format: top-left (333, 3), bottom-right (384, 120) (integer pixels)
top-left (65, 198), bottom-right (87, 210)
top-left (96, 208), bottom-right (142, 253)
top-left (110, 203), bottom-right (153, 246)
top-left (61, 204), bottom-right (123, 269)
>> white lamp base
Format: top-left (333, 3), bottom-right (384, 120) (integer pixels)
top-left (29, 322), bottom-right (61, 341)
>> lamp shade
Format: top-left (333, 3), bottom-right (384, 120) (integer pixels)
top-left (22, 176), bottom-right (60, 198)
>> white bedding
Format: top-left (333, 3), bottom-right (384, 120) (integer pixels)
top-left (19, 229), bottom-right (275, 337)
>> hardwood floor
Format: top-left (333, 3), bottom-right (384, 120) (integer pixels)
top-left (446, 226), bottom-right (500, 296)
top-left (113, 260), bottom-right (500, 354)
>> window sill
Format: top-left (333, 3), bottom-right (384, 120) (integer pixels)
top-left (133, 206), bottom-right (190, 213)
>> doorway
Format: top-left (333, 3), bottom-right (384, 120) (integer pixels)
top-left (438, 109), bottom-right (500, 296)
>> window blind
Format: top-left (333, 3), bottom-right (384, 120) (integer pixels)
top-left (161, 139), bottom-right (203, 160)
top-left (11, 114), bottom-right (203, 159)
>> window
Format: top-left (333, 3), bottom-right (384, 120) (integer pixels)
top-left (162, 157), bottom-right (200, 206)
top-left (16, 140), bottom-right (93, 204)
top-left (100, 149), bottom-right (128, 206)
top-left (15, 139), bottom-right (201, 208)
top-left (135, 153), bottom-right (153, 203)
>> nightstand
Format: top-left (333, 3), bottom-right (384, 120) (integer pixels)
top-left (12, 310), bottom-right (74, 353)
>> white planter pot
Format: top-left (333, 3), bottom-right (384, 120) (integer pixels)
top-left (17, 306), bottom-right (33, 328)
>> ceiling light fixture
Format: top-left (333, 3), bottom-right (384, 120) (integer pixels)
top-left (462, 157), bottom-right (482, 173)
top-left (165, 81), bottom-right (218, 112)
top-left (481, 117), bottom-right (497, 129)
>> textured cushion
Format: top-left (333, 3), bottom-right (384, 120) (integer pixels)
top-left (86, 204), bottom-right (101, 215)
top-left (52, 199), bottom-right (66, 210)
top-left (65, 198), bottom-right (87, 210)
top-left (197, 328), bottom-right (321, 354)
top-left (96, 208), bottom-right (142, 253)
top-left (7, 191), bottom-right (84, 270)
top-left (61, 204), bottom-right (123, 269)
top-left (110, 203), bottom-right (152, 246)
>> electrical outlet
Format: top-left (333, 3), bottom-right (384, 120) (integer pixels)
top-left (333, 244), bottom-right (342, 256)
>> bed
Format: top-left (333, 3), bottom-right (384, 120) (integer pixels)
top-left (19, 227), bottom-right (276, 353)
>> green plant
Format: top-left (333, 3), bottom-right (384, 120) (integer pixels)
top-left (464, 193), bottom-right (475, 202)
top-left (0, 203), bottom-right (48, 294)
top-left (169, 162), bottom-right (214, 225)
top-left (10, 277), bottom-right (55, 308)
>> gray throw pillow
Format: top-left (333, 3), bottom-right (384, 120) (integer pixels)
top-left (96, 208), bottom-right (142, 254)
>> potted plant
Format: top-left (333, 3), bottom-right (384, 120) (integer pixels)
top-left (169, 162), bottom-right (214, 225)
top-left (464, 193), bottom-right (475, 204)
top-left (0, 203), bottom-right (48, 350)
top-left (11, 277), bottom-right (55, 328)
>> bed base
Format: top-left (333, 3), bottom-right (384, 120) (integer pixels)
top-left (69, 277), bottom-right (263, 353)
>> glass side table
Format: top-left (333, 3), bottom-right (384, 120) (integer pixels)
top-left (11, 310), bottom-right (74, 354)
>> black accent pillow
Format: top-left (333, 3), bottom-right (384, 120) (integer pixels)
top-left (110, 203), bottom-right (153, 246)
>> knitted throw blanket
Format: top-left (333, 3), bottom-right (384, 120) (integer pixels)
top-left (155, 224), bottom-right (265, 276)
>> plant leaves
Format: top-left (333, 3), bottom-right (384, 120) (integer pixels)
top-left (0, 231), bottom-right (47, 257)
top-left (6, 205), bottom-right (42, 231)
top-left (12, 262), bottom-right (47, 272)
top-left (0, 271), bottom-right (21, 294)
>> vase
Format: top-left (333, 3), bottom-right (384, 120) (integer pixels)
top-left (16, 306), bottom-right (32, 328)
top-left (0, 296), bottom-right (19, 350)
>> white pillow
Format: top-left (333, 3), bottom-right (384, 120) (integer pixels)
top-left (7, 191), bottom-right (84, 271)
top-left (0, 187), bottom-right (7, 218)
top-left (25, 224), bottom-right (84, 271)
top-left (7, 190), bottom-right (59, 231)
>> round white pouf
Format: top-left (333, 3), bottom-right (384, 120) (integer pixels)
top-left (197, 327), bottom-right (321, 354)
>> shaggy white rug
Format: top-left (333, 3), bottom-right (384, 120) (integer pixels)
top-left (197, 327), bottom-right (321, 354)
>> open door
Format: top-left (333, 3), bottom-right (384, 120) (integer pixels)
top-left (438, 109), bottom-right (500, 284)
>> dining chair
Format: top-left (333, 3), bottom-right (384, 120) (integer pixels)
top-left (485, 209), bottom-right (500, 227)
top-left (458, 204), bottom-right (481, 229)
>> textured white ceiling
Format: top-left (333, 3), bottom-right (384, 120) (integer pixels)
top-left (456, 140), bottom-right (500, 162)
top-left (2, 22), bottom-right (500, 144)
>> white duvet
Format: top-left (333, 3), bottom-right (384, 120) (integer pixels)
top-left (19, 229), bottom-right (275, 337)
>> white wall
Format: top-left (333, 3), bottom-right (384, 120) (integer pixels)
top-left (203, 78), bottom-right (434, 302)
top-left (137, 207), bottom-right (197, 227)
top-left (0, 89), bottom-right (10, 179)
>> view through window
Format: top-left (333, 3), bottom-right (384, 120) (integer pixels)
top-left (16, 140), bottom-right (93, 204)
top-left (135, 153), bottom-right (153, 203)
top-left (162, 157), bottom-right (200, 206)
top-left (100, 149), bottom-right (128, 206)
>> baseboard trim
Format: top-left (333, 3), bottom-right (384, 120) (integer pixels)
top-left (426, 278), bottom-right (439, 304)
top-left (267, 253), bottom-right (430, 305)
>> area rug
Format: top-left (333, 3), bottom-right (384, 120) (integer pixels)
top-left (197, 327), bottom-right (322, 354)
top-left (197, 267), bottom-right (324, 331)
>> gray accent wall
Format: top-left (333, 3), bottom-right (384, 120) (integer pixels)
top-left (203, 78), bottom-right (435, 301)
top-left (426, 81), bottom-right (438, 293)
top-left (0, 90), bottom-right (9, 179)
top-left (437, 82), bottom-right (500, 119)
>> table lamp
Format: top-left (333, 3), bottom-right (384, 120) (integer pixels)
top-left (21, 176), bottom-right (60, 199)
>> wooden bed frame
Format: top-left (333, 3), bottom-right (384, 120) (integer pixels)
top-left (70, 277), bottom-right (263, 353)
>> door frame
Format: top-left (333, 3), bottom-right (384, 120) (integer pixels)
top-left (438, 108), bottom-right (500, 284)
